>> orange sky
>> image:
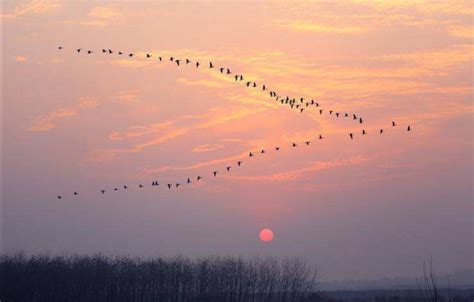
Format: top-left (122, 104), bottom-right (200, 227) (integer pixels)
top-left (2, 0), bottom-right (473, 280)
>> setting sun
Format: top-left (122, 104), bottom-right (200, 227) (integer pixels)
top-left (259, 228), bottom-right (274, 242)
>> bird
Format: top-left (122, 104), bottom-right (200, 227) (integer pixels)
top-left (319, 135), bottom-right (324, 139)
top-left (249, 152), bottom-right (254, 157)
top-left (329, 110), bottom-right (333, 115)
top-left (167, 184), bottom-right (172, 189)
top-left (226, 166), bottom-right (231, 172)
top-left (226, 68), bottom-right (231, 74)
top-left (261, 149), bottom-right (265, 154)
top-left (392, 121), bottom-right (396, 126)
top-left (170, 57), bottom-right (174, 61)
top-left (213, 171), bottom-right (218, 177)
top-left (246, 82), bottom-right (251, 87)
top-left (58, 46), bottom-right (63, 49)
top-left (195, 61), bottom-right (200, 68)
top-left (292, 143), bottom-right (297, 147)
top-left (129, 53), bottom-right (134, 57)
top-left (175, 183), bottom-right (180, 188)
top-left (139, 184), bottom-right (144, 188)
top-left (118, 51), bottom-right (123, 55)
top-left (76, 48), bottom-right (82, 53)
top-left (336, 112), bottom-right (340, 117)
top-left (407, 125), bottom-right (411, 131)
top-left (349, 133), bottom-right (354, 139)
top-left (175, 59), bottom-right (181, 66)
top-left (359, 118), bottom-right (363, 124)
top-left (146, 54), bottom-right (151, 58)
top-left (380, 129), bottom-right (384, 134)
top-left (220, 67), bottom-right (225, 73)
top-left (101, 190), bottom-right (105, 194)
top-left (123, 185), bottom-right (128, 189)
top-left (102, 49), bottom-right (107, 53)
top-left (186, 59), bottom-right (191, 64)
top-left (57, 195), bottom-right (62, 199)
top-left (237, 161), bottom-right (242, 166)
top-left (187, 178), bottom-right (191, 184)
top-left (197, 176), bottom-right (202, 181)
top-left (74, 192), bottom-right (78, 195)
top-left (114, 188), bottom-right (118, 191)
top-left (209, 62), bottom-right (214, 68)
top-left (87, 50), bottom-right (93, 54)
top-left (362, 130), bottom-right (366, 135)
top-left (239, 75), bottom-right (243, 81)
top-left (234, 75), bottom-right (239, 81)
top-left (305, 141), bottom-right (310, 145)
top-left (319, 109), bottom-right (323, 115)
top-left (353, 114), bottom-right (357, 120)
top-left (300, 108), bottom-right (304, 113)
top-left (345, 113), bottom-right (349, 117)
top-left (159, 56), bottom-right (162, 61)
top-left (262, 85), bottom-right (266, 90)
top-left (108, 49), bottom-right (113, 54)
top-left (252, 82), bottom-right (257, 87)
top-left (275, 147), bottom-right (280, 151)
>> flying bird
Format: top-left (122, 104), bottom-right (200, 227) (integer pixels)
top-left (262, 85), bottom-right (266, 90)
top-left (213, 171), bottom-right (218, 177)
top-left (249, 152), bottom-right (254, 157)
top-left (226, 68), bottom-right (231, 74)
top-left (292, 143), bottom-right (297, 147)
top-left (118, 51), bottom-right (123, 55)
top-left (362, 130), bottom-right (366, 135)
top-left (74, 192), bottom-right (78, 195)
top-left (319, 109), bottom-right (323, 115)
top-left (129, 53), bottom-right (134, 57)
top-left (186, 59), bottom-right (191, 64)
top-left (392, 121), bottom-right (396, 126)
top-left (380, 129), bottom-right (384, 134)
top-left (275, 147), bottom-right (280, 151)
top-left (57, 195), bottom-right (62, 199)
top-left (305, 141), bottom-right (310, 145)
top-left (359, 118), bottom-right (363, 124)
top-left (195, 61), bottom-right (200, 67)
top-left (114, 188), bottom-right (118, 191)
top-left (175, 59), bottom-right (181, 66)
top-left (197, 176), bottom-right (202, 181)
top-left (101, 190), bottom-right (105, 194)
top-left (87, 50), bottom-right (93, 54)
top-left (187, 178), bottom-right (191, 184)
top-left (167, 184), bottom-right (172, 189)
top-left (108, 49), bottom-right (113, 54)
top-left (349, 133), bottom-right (354, 139)
top-left (58, 46), bottom-right (63, 49)
top-left (139, 184), bottom-right (144, 188)
top-left (146, 54), bottom-right (151, 58)
top-left (261, 149), bottom-right (265, 154)
top-left (407, 125), bottom-right (411, 131)
top-left (220, 67), bottom-right (225, 73)
top-left (226, 166), bottom-right (231, 172)
top-left (176, 183), bottom-right (180, 188)
top-left (123, 185), bottom-right (128, 189)
top-left (319, 135), bottom-right (323, 139)
top-left (209, 62), bottom-right (214, 68)
top-left (76, 49), bottom-right (82, 53)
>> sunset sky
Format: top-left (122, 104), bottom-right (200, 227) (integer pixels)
top-left (2, 0), bottom-right (473, 280)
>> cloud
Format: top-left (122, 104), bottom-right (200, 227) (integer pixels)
top-left (15, 56), bottom-right (27, 62)
top-left (88, 6), bottom-right (122, 19)
top-left (2, 0), bottom-right (61, 20)
top-left (192, 144), bottom-right (224, 153)
top-left (272, 20), bottom-right (370, 34)
top-left (28, 98), bottom-right (99, 132)
top-left (111, 90), bottom-right (140, 103)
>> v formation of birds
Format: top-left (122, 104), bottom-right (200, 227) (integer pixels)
top-left (55, 47), bottom-right (412, 199)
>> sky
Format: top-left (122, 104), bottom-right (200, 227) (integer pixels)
top-left (1, 0), bottom-right (473, 281)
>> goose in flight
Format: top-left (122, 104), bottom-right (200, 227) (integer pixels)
top-left (246, 81), bottom-right (251, 87)
top-left (123, 185), bottom-right (128, 189)
top-left (102, 49), bottom-right (107, 53)
top-left (197, 176), bottom-right (202, 181)
top-left (139, 184), bottom-right (143, 188)
top-left (74, 192), bottom-right (78, 195)
top-left (58, 46), bottom-right (63, 49)
top-left (300, 108), bottom-right (304, 113)
top-left (195, 61), bottom-right (200, 68)
top-left (349, 133), bottom-right (354, 139)
top-left (209, 62), bottom-right (214, 68)
top-left (226, 166), bottom-right (231, 172)
top-left (167, 184), bottom-right (172, 189)
top-left (129, 53), bottom-right (134, 57)
top-left (175, 183), bottom-right (180, 188)
top-left (275, 147), bottom-right (280, 151)
top-left (252, 82), bottom-right (257, 87)
top-left (407, 125), bottom-right (411, 131)
top-left (170, 57), bottom-right (174, 61)
top-left (362, 129), bottom-right (366, 135)
top-left (226, 68), bottom-right (231, 74)
top-left (114, 188), bottom-right (118, 191)
top-left (118, 51), bottom-right (123, 55)
top-left (262, 85), bottom-right (266, 90)
top-left (186, 59), bottom-right (191, 64)
top-left (234, 75), bottom-right (239, 81)
top-left (329, 110), bottom-right (333, 115)
top-left (220, 67), bottom-right (225, 73)
top-left (353, 114), bottom-right (357, 120)
top-left (175, 59), bottom-right (181, 66)
top-left (261, 149), bottom-right (265, 154)
top-left (237, 161), bottom-right (242, 166)
top-left (77, 48), bottom-right (82, 53)
top-left (319, 135), bottom-right (323, 139)
top-left (380, 129), bottom-right (384, 134)
top-left (108, 49), bottom-right (113, 54)
top-left (345, 113), bottom-right (349, 117)
top-left (187, 178), bottom-right (191, 184)
top-left (305, 141), bottom-right (310, 145)
top-left (101, 190), bottom-right (105, 194)
top-left (58, 195), bottom-right (62, 199)
top-left (359, 118), bottom-right (363, 124)
top-left (336, 112), bottom-right (340, 117)
top-left (159, 56), bottom-right (162, 61)
top-left (87, 50), bottom-right (93, 54)
top-left (319, 109), bottom-right (323, 115)
top-left (292, 143), bottom-right (297, 147)
top-left (146, 54), bottom-right (151, 58)
top-left (249, 152), bottom-right (254, 157)
top-left (392, 121), bottom-right (396, 126)
top-left (213, 171), bottom-right (218, 177)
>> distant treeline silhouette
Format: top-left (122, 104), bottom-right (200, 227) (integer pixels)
top-left (1, 254), bottom-right (322, 302)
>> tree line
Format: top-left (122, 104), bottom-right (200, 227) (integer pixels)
top-left (0, 254), bottom-right (321, 302)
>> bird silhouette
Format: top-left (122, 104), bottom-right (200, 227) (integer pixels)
top-left (246, 82), bottom-right (251, 87)
top-left (319, 135), bottom-right (323, 139)
top-left (359, 118), bottom-right (363, 124)
top-left (129, 53), bottom-right (134, 57)
top-left (102, 49), bottom-right (107, 53)
top-left (319, 109), bottom-right (323, 115)
top-left (123, 185), bottom-right (128, 189)
top-left (159, 56), bottom-right (162, 61)
top-left (186, 59), bottom-right (191, 64)
top-left (252, 82), bottom-right (257, 87)
top-left (209, 62), bottom-right (214, 68)
top-left (392, 121), bottom-right (396, 126)
top-left (74, 192), bottom-right (78, 195)
top-left (407, 125), bottom-right (411, 131)
top-left (380, 129), bottom-right (384, 134)
top-left (118, 51), bottom-right (123, 55)
top-left (108, 49), bottom-right (113, 54)
top-left (175, 59), bottom-right (181, 66)
top-left (197, 176), bottom-right (202, 181)
top-left (329, 110), bottom-right (333, 115)
top-left (187, 178), bottom-right (191, 184)
top-left (58, 46), bottom-right (63, 49)
top-left (87, 50), bottom-right (93, 54)
top-left (146, 54), bottom-right (151, 58)
top-left (292, 143), bottom-right (297, 147)
top-left (139, 184), bottom-right (144, 188)
top-left (349, 133), bottom-right (354, 139)
top-left (226, 166), bottom-right (231, 172)
top-left (305, 141), bottom-right (310, 145)
top-left (195, 61), bottom-right (200, 68)
top-left (176, 183), bottom-right (180, 188)
top-left (362, 130), bottom-right (366, 135)
top-left (262, 85), bottom-right (266, 90)
top-left (58, 195), bottom-right (62, 199)
top-left (300, 108), bottom-right (304, 113)
top-left (220, 67), bottom-right (225, 73)
top-left (226, 68), bottom-right (231, 74)
top-left (237, 161), bottom-right (242, 166)
top-left (170, 57), bottom-right (174, 61)
top-left (249, 152), bottom-right (254, 157)
top-left (234, 75), bottom-right (239, 81)
top-left (345, 113), bottom-right (349, 117)
top-left (77, 49), bottom-right (82, 53)
top-left (167, 184), bottom-right (172, 189)
top-left (336, 112), bottom-right (340, 117)
top-left (275, 147), bottom-right (280, 151)
top-left (213, 171), bottom-right (218, 177)
top-left (101, 190), bottom-right (105, 194)
top-left (114, 188), bottom-right (118, 191)
top-left (261, 149), bottom-right (265, 154)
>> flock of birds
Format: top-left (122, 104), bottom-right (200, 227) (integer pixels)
top-left (55, 46), bottom-right (412, 199)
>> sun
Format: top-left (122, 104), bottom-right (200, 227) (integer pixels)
top-left (259, 228), bottom-right (274, 242)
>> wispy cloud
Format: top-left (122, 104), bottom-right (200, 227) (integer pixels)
top-left (15, 56), bottom-right (27, 62)
top-left (28, 98), bottom-right (99, 132)
top-left (2, 0), bottom-right (61, 20)
top-left (272, 20), bottom-right (370, 34)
